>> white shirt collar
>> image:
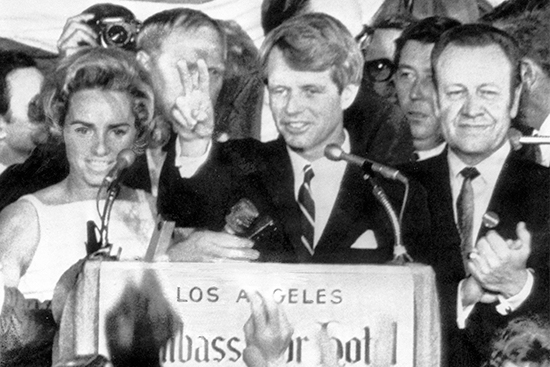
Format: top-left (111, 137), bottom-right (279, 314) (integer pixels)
top-left (535, 114), bottom-right (550, 167)
top-left (416, 142), bottom-right (447, 161)
top-left (287, 130), bottom-right (351, 185)
top-left (536, 113), bottom-right (550, 136)
top-left (448, 141), bottom-right (511, 185)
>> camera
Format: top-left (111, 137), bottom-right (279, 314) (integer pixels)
top-left (87, 16), bottom-right (140, 51)
top-left (82, 3), bottom-right (140, 51)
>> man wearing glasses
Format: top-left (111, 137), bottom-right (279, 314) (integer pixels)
top-left (361, 15), bottom-right (413, 105)
top-left (394, 16), bottom-right (461, 161)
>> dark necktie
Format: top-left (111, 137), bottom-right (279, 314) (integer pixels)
top-left (298, 164), bottom-right (315, 256)
top-left (456, 167), bottom-right (480, 272)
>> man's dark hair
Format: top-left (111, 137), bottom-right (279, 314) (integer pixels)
top-left (259, 12), bottom-right (363, 93)
top-left (372, 13), bottom-right (415, 30)
top-left (394, 16), bottom-right (460, 66)
top-left (492, 5), bottom-right (550, 78)
top-left (0, 51), bottom-right (37, 116)
top-left (481, 0), bottom-right (548, 23)
top-left (431, 23), bottom-right (522, 92)
top-left (261, 0), bottom-right (310, 35)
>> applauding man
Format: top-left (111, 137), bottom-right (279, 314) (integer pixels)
top-left (408, 24), bottom-right (549, 366)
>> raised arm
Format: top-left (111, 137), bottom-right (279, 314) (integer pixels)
top-left (57, 13), bottom-right (99, 59)
top-left (0, 201), bottom-right (40, 287)
top-left (171, 59), bottom-right (215, 158)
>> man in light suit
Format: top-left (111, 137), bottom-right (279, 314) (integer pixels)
top-left (160, 13), bottom-right (431, 264)
top-left (406, 24), bottom-right (549, 366)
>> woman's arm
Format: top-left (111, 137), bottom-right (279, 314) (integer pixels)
top-left (0, 200), bottom-right (40, 287)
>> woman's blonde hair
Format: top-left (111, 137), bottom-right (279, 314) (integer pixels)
top-left (43, 47), bottom-right (154, 152)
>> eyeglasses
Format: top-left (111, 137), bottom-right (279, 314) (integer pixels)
top-left (364, 58), bottom-right (396, 82)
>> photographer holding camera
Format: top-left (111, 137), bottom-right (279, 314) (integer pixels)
top-left (57, 3), bottom-right (141, 58)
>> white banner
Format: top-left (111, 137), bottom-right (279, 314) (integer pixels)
top-left (95, 262), bottom-right (416, 366)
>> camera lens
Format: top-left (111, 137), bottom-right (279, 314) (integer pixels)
top-left (105, 24), bottom-right (129, 46)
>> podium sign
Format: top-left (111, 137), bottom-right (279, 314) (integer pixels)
top-left (61, 262), bottom-right (440, 367)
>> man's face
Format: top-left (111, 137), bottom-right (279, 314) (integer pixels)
top-left (141, 26), bottom-right (225, 124)
top-left (435, 44), bottom-right (520, 164)
top-left (395, 41), bottom-right (441, 150)
top-left (266, 48), bottom-right (356, 161)
top-left (1, 67), bottom-right (47, 155)
top-left (363, 28), bottom-right (402, 103)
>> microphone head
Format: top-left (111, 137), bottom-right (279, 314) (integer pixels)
top-left (324, 144), bottom-right (344, 161)
top-left (117, 148), bottom-right (137, 169)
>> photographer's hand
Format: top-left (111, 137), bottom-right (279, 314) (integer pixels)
top-left (57, 13), bottom-right (99, 58)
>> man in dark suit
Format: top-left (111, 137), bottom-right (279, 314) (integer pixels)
top-left (406, 24), bottom-right (549, 366)
top-left (160, 13), bottom-right (430, 264)
top-left (260, 0), bottom-right (415, 165)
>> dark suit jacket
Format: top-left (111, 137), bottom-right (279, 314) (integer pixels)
top-left (344, 81), bottom-right (415, 166)
top-left (158, 135), bottom-right (431, 264)
top-left (404, 149), bottom-right (550, 366)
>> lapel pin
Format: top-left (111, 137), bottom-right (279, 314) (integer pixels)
top-left (482, 211), bottom-right (500, 229)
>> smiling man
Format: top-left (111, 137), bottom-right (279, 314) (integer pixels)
top-left (407, 24), bottom-right (550, 367)
top-left (161, 13), bottom-right (431, 265)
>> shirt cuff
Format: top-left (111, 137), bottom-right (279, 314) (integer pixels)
top-left (495, 269), bottom-right (534, 315)
top-left (456, 278), bottom-right (476, 329)
top-left (456, 270), bottom-right (534, 329)
top-left (174, 136), bottom-right (212, 178)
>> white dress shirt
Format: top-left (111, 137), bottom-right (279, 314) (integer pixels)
top-left (533, 113), bottom-right (550, 167)
top-left (173, 132), bottom-right (348, 248)
top-left (416, 142), bottom-right (446, 161)
top-left (287, 133), bottom-right (349, 247)
top-left (447, 142), bottom-right (533, 327)
top-left (447, 142), bottom-right (510, 251)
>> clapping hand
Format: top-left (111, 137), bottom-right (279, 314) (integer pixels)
top-left (463, 222), bottom-right (531, 304)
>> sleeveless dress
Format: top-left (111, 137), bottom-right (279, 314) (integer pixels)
top-left (17, 190), bottom-right (155, 301)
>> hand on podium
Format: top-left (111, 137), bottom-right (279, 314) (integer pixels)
top-left (243, 291), bottom-right (293, 367)
top-left (167, 228), bottom-right (259, 262)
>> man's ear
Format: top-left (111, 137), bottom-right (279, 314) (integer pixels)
top-left (340, 84), bottom-right (360, 110)
top-left (136, 50), bottom-right (152, 72)
top-left (520, 58), bottom-right (542, 91)
top-left (510, 82), bottom-right (523, 120)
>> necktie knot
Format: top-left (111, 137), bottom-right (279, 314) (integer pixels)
top-left (303, 164), bottom-right (314, 184)
top-left (460, 167), bottom-right (480, 180)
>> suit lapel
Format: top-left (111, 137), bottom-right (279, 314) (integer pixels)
top-left (260, 139), bottom-right (309, 260)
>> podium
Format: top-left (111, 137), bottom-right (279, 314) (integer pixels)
top-left (56, 261), bottom-right (440, 367)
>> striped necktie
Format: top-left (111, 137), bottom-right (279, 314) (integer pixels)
top-left (456, 166), bottom-right (480, 272)
top-left (298, 164), bottom-right (315, 256)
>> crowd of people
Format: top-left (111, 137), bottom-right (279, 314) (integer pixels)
top-left (0, 0), bottom-right (549, 366)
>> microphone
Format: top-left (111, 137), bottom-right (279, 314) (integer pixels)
top-left (324, 144), bottom-right (408, 184)
top-left (519, 136), bottom-right (550, 144)
top-left (103, 149), bottom-right (137, 190)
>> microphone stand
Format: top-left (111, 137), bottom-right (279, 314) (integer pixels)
top-left (88, 180), bottom-right (122, 260)
top-left (363, 172), bottom-right (412, 265)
